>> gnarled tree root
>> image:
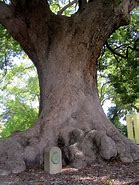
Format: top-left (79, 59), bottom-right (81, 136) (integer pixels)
top-left (0, 126), bottom-right (139, 175)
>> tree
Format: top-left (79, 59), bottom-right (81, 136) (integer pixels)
top-left (98, 10), bottom-right (139, 132)
top-left (0, 0), bottom-right (139, 174)
top-left (107, 105), bottom-right (127, 136)
top-left (98, 9), bottom-right (138, 110)
top-left (0, 62), bottom-right (39, 138)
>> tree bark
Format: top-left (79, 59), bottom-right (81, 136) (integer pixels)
top-left (0, 0), bottom-right (139, 174)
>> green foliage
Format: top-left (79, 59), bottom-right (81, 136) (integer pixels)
top-left (49, 0), bottom-right (61, 13)
top-left (49, 0), bottom-right (78, 16)
top-left (0, 23), bottom-right (32, 138)
top-left (99, 8), bottom-right (138, 109)
top-left (107, 106), bottom-right (127, 136)
top-left (98, 8), bottom-right (139, 134)
top-left (0, 98), bottom-right (38, 138)
top-left (0, 25), bottom-right (21, 70)
top-left (0, 61), bottom-right (39, 138)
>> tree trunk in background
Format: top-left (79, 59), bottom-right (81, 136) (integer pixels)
top-left (0, 0), bottom-right (139, 174)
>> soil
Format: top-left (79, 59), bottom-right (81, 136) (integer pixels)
top-left (0, 161), bottom-right (139, 185)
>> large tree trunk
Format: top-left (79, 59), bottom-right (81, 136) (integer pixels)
top-left (0, 0), bottom-right (139, 175)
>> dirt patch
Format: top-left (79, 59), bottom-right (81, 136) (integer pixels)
top-left (0, 161), bottom-right (138, 185)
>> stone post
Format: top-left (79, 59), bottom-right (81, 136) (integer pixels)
top-left (44, 146), bottom-right (62, 174)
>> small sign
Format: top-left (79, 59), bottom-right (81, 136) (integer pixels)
top-left (44, 146), bottom-right (62, 174)
top-left (126, 113), bottom-right (139, 144)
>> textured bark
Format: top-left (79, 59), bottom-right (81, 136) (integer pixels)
top-left (0, 0), bottom-right (139, 174)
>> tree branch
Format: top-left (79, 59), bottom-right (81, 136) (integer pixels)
top-left (106, 41), bottom-right (127, 59)
top-left (100, 81), bottom-right (111, 102)
top-left (78, 0), bottom-right (87, 11)
top-left (57, 0), bottom-right (78, 15)
top-left (0, 2), bottom-right (13, 25)
top-left (127, 0), bottom-right (139, 12)
top-left (0, 1), bottom-right (52, 67)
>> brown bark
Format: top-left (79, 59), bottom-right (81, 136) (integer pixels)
top-left (0, 0), bottom-right (139, 174)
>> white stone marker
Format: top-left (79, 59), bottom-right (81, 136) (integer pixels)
top-left (44, 146), bottom-right (62, 174)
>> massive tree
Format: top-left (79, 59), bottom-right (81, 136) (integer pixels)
top-left (0, 0), bottom-right (139, 174)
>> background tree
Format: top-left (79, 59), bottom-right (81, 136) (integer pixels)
top-left (0, 0), bottom-right (138, 174)
top-left (98, 8), bottom-right (139, 132)
top-left (0, 61), bottom-right (39, 138)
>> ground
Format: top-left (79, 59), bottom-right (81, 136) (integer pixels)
top-left (0, 161), bottom-right (138, 185)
